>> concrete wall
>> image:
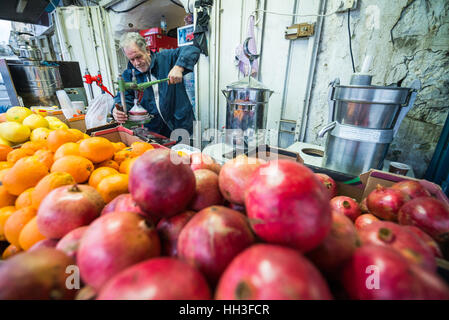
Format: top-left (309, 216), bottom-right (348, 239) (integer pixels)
top-left (305, 0), bottom-right (449, 178)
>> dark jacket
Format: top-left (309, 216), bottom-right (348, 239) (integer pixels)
top-left (113, 45), bottom-right (200, 137)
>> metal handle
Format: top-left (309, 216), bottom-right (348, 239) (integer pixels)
top-left (318, 121), bottom-right (336, 138)
top-left (327, 78), bottom-right (340, 123)
top-left (393, 79), bottom-right (421, 137)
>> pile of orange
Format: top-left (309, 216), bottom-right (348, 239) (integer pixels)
top-left (0, 131), bottom-right (156, 259)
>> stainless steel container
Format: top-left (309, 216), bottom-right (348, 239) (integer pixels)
top-left (8, 60), bottom-right (63, 107)
top-left (319, 76), bottom-right (420, 176)
top-left (222, 76), bottom-right (273, 151)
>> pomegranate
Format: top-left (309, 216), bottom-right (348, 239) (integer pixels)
top-left (215, 244), bottom-right (333, 300)
top-left (354, 213), bottom-right (380, 231)
top-left (398, 197), bottom-right (449, 243)
top-left (404, 225), bottom-right (443, 258)
top-left (316, 173), bottom-right (338, 198)
top-left (75, 286), bottom-right (97, 300)
top-left (190, 152), bottom-right (221, 174)
top-left (359, 198), bottom-right (369, 213)
top-left (28, 239), bottom-right (59, 251)
top-left (342, 245), bottom-right (449, 299)
top-left (0, 248), bottom-right (76, 299)
top-left (129, 149), bottom-right (196, 219)
top-left (37, 184), bottom-right (104, 239)
top-left (218, 154), bottom-right (265, 205)
top-left (358, 221), bottom-right (436, 272)
top-left (245, 160), bottom-right (332, 253)
top-left (77, 211), bottom-right (160, 290)
top-left (178, 206), bottom-right (255, 284)
top-left (306, 212), bottom-right (360, 276)
top-left (330, 196), bottom-right (361, 222)
top-left (366, 185), bottom-right (409, 221)
top-left (190, 169), bottom-right (224, 211)
top-left (391, 180), bottom-right (431, 200)
top-left (56, 226), bottom-right (88, 261)
top-left (97, 258), bottom-right (211, 300)
top-left (156, 210), bottom-right (196, 257)
top-left (101, 193), bottom-right (156, 223)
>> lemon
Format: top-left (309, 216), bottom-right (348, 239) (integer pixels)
top-left (0, 122), bottom-right (31, 143)
top-left (49, 121), bottom-right (69, 130)
top-left (44, 116), bottom-right (60, 123)
top-left (30, 127), bottom-right (51, 142)
top-left (0, 136), bottom-right (11, 146)
top-left (23, 114), bottom-right (50, 130)
top-left (6, 107), bottom-right (33, 123)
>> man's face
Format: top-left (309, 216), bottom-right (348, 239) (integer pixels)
top-left (123, 43), bottom-right (151, 73)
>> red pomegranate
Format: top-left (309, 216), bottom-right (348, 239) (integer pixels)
top-left (101, 193), bottom-right (156, 223)
top-left (77, 211), bottom-right (160, 290)
top-left (366, 185), bottom-right (409, 221)
top-left (97, 257), bottom-right (211, 300)
top-left (342, 245), bottom-right (449, 299)
top-left (354, 213), bottom-right (380, 231)
top-left (359, 198), bottom-right (369, 213)
top-left (404, 225), bottom-right (443, 258)
top-left (190, 169), bottom-right (224, 211)
top-left (177, 206), bottom-right (255, 284)
top-left (28, 239), bottom-right (59, 251)
top-left (129, 149), bottom-right (196, 219)
top-left (245, 160), bottom-right (332, 253)
top-left (218, 154), bottom-right (265, 205)
top-left (358, 221), bottom-right (436, 272)
top-left (398, 197), bottom-right (449, 244)
top-left (156, 210), bottom-right (196, 257)
top-left (316, 173), bottom-right (338, 198)
top-left (0, 248), bottom-right (77, 300)
top-left (306, 212), bottom-right (360, 276)
top-left (330, 196), bottom-right (361, 222)
top-left (215, 244), bottom-right (333, 300)
top-left (190, 152), bottom-right (221, 174)
top-left (37, 184), bottom-right (104, 239)
top-left (391, 180), bottom-right (431, 200)
top-left (56, 226), bottom-right (88, 261)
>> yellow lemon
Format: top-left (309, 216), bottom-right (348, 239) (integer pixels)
top-left (23, 114), bottom-right (50, 130)
top-left (49, 121), bottom-right (69, 130)
top-left (30, 127), bottom-right (51, 142)
top-left (44, 116), bottom-right (60, 123)
top-left (6, 107), bottom-right (33, 123)
top-left (0, 122), bottom-right (30, 144)
top-left (0, 136), bottom-right (11, 146)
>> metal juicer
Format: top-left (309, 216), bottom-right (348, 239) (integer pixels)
top-left (318, 73), bottom-right (421, 176)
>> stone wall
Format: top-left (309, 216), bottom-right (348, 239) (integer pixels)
top-left (305, 0), bottom-right (449, 178)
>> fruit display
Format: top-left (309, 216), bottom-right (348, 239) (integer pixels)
top-left (0, 136), bottom-right (448, 301)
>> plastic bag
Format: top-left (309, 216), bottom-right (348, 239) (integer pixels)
top-left (85, 94), bottom-right (114, 129)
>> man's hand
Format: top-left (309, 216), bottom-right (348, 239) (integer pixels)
top-left (113, 105), bottom-right (128, 124)
top-left (167, 65), bottom-right (184, 85)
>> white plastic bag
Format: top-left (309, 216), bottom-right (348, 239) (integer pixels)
top-left (85, 94), bottom-right (114, 129)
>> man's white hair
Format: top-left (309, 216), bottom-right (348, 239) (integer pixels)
top-left (119, 32), bottom-right (147, 53)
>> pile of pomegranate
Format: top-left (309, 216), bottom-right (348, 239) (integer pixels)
top-left (1, 149), bottom-right (448, 300)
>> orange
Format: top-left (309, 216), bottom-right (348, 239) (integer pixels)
top-left (0, 168), bottom-right (10, 183)
top-left (51, 155), bottom-right (94, 183)
top-left (15, 188), bottom-right (34, 209)
top-left (0, 185), bottom-right (17, 207)
top-left (0, 206), bottom-right (16, 241)
top-left (0, 161), bottom-right (13, 170)
top-left (0, 144), bottom-right (13, 161)
top-left (6, 148), bottom-right (35, 163)
top-left (129, 141), bottom-right (154, 157)
top-left (114, 149), bottom-right (132, 164)
top-left (4, 206), bottom-right (37, 248)
top-left (2, 156), bottom-right (49, 196)
top-left (119, 157), bottom-right (138, 174)
top-left (19, 216), bottom-right (46, 250)
top-left (21, 140), bottom-right (47, 153)
top-left (54, 142), bottom-right (80, 161)
top-left (68, 128), bottom-right (84, 142)
top-left (34, 149), bottom-right (54, 169)
top-left (88, 167), bottom-right (119, 189)
top-left (112, 142), bottom-right (127, 152)
top-left (97, 174), bottom-right (129, 203)
top-left (2, 244), bottom-right (22, 259)
top-left (95, 159), bottom-right (120, 171)
top-left (47, 129), bottom-right (79, 152)
top-left (79, 137), bottom-right (115, 163)
top-left (31, 172), bottom-right (75, 209)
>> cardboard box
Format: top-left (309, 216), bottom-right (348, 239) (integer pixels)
top-left (87, 125), bottom-right (145, 146)
top-left (67, 115), bottom-right (86, 133)
top-left (223, 145), bottom-right (304, 164)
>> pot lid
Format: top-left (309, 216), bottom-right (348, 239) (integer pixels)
top-left (226, 76), bottom-right (272, 91)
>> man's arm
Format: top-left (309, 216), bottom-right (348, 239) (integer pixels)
top-left (163, 45), bottom-right (201, 85)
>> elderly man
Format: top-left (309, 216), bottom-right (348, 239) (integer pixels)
top-left (112, 32), bottom-right (200, 137)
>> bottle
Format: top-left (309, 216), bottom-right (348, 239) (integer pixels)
top-left (160, 15), bottom-right (167, 35)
